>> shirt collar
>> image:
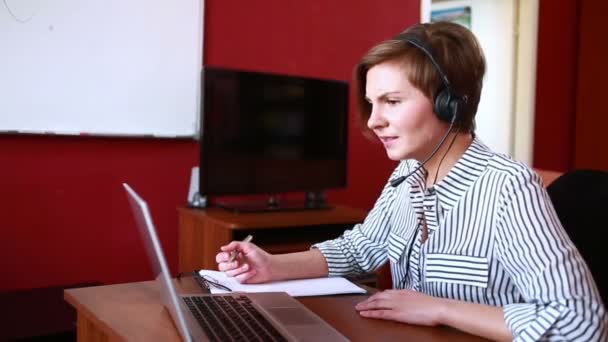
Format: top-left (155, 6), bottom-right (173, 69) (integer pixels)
top-left (403, 137), bottom-right (492, 212)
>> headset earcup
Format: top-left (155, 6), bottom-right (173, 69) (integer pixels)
top-left (434, 88), bottom-right (455, 123)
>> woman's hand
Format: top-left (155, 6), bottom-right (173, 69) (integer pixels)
top-left (355, 289), bottom-right (447, 326)
top-left (215, 241), bottom-right (275, 284)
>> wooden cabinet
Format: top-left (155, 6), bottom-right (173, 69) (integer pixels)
top-left (177, 205), bottom-right (367, 273)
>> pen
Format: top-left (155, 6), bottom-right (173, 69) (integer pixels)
top-left (228, 234), bottom-right (253, 262)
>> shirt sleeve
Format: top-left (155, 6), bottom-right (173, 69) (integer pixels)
top-left (312, 166), bottom-right (403, 276)
top-left (495, 168), bottom-right (607, 341)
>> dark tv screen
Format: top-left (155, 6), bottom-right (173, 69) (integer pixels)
top-left (199, 66), bottom-right (349, 197)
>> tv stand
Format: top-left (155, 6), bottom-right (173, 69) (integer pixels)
top-left (305, 190), bottom-right (327, 207)
top-left (217, 191), bottom-right (331, 213)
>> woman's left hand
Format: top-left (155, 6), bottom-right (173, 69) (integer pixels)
top-left (355, 289), bottom-right (447, 326)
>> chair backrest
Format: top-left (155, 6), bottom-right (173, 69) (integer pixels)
top-left (546, 169), bottom-right (608, 305)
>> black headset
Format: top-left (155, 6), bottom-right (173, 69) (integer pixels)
top-left (388, 32), bottom-right (463, 188)
top-left (394, 32), bottom-right (463, 124)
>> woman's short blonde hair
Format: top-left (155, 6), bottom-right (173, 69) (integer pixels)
top-left (354, 22), bottom-right (486, 135)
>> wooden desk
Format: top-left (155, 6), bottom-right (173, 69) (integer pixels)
top-left (64, 278), bottom-right (489, 341)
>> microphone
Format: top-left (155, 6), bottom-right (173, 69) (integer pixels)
top-left (390, 115), bottom-right (457, 188)
top-left (390, 173), bottom-right (409, 187)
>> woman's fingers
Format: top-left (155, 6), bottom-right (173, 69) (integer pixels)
top-left (223, 262), bottom-right (249, 277)
top-left (356, 298), bottom-right (394, 311)
top-left (356, 290), bottom-right (396, 307)
top-left (359, 308), bottom-right (397, 320)
top-left (215, 251), bottom-right (232, 263)
top-left (217, 260), bottom-right (239, 272)
top-left (234, 268), bottom-right (258, 283)
top-left (355, 293), bottom-right (401, 321)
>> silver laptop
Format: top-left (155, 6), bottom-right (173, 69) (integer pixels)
top-left (123, 183), bottom-right (348, 342)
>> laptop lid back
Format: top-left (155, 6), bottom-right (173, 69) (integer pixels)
top-left (123, 183), bottom-right (192, 342)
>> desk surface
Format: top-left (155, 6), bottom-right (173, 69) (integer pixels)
top-left (64, 278), bottom-right (489, 341)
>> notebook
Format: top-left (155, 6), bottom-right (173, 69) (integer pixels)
top-left (197, 270), bottom-right (366, 297)
top-left (123, 183), bottom-right (348, 342)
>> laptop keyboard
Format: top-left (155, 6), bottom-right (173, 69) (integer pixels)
top-left (183, 295), bottom-right (289, 342)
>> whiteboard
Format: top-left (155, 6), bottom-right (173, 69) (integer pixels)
top-left (0, 0), bottom-right (203, 137)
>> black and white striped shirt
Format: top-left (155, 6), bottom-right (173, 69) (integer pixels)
top-left (314, 138), bottom-right (607, 341)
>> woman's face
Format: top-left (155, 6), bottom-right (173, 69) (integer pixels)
top-left (365, 60), bottom-right (448, 161)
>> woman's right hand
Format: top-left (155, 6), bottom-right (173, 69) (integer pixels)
top-left (215, 241), bottom-right (275, 284)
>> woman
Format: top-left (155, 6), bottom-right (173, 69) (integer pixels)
top-left (216, 22), bottom-right (607, 341)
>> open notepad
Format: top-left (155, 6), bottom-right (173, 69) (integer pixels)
top-left (198, 270), bottom-right (367, 297)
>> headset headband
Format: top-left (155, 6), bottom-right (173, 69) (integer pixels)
top-left (394, 32), bottom-right (451, 91)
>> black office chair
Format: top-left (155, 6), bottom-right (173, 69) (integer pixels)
top-left (546, 169), bottom-right (608, 306)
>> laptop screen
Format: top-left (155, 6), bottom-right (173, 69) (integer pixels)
top-left (123, 183), bottom-right (192, 342)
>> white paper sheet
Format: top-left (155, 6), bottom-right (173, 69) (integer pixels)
top-left (198, 270), bottom-right (367, 297)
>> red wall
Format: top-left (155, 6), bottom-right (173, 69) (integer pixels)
top-left (0, 0), bottom-right (413, 292)
top-left (533, 0), bottom-right (579, 171)
top-left (0, 136), bottom-right (198, 291)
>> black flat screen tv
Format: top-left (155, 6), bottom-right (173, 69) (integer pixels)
top-left (198, 66), bottom-right (349, 211)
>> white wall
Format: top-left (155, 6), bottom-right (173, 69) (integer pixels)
top-left (469, 0), bottom-right (516, 155)
top-left (513, 0), bottom-right (539, 165)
